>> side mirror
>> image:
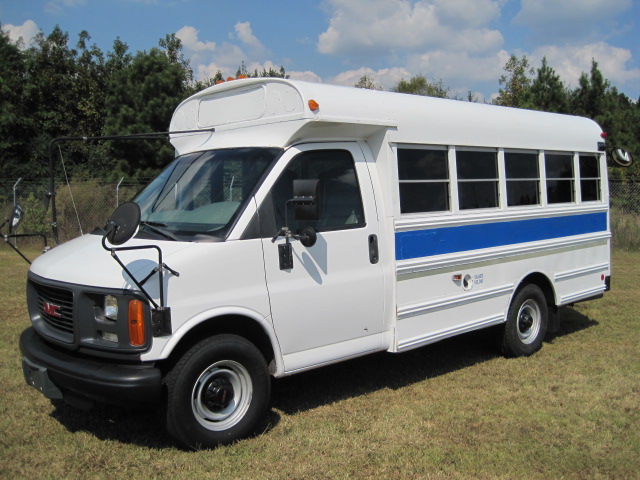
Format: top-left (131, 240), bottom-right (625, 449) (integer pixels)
top-left (298, 226), bottom-right (317, 248)
top-left (610, 148), bottom-right (633, 167)
top-left (9, 204), bottom-right (24, 234)
top-left (271, 179), bottom-right (321, 270)
top-left (1, 204), bottom-right (49, 265)
top-left (104, 202), bottom-right (141, 245)
top-left (291, 179), bottom-right (320, 221)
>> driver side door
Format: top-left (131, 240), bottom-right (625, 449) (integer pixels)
top-left (256, 143), bottom-right (385, 373)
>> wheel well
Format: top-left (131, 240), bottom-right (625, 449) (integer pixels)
top-left (518, 272), bottom-right (556, 308)
top-left (161, 315), bottom-right (276, 375)
top-left (517, 272), bottom-right (559, 332)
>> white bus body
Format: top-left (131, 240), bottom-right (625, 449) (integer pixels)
top-left (21, 79), bottom-right (612, 449)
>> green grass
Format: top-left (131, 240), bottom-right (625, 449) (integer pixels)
top-left (1, 247), bottom-right (638, 479)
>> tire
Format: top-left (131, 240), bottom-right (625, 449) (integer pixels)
top-left (164, 334), bottom-right (270, 449)
top-left (501, 284), bottom-right (548, 357)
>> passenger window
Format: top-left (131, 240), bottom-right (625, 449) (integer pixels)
top-left (545, 153), bottom-right (574, 204)
top-left (398, 147), bottom-right (449, 213)
top-left (505, 152), bottom-right (540, 206)
top-left (269, 150), bottom-right (365, 233)
top-left (579, 154), bottom-right (601, 201)
top-left (456, 150), bottom-right (498, 209)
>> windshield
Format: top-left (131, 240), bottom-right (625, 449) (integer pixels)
top-left (134, 147), bottom-right (281, 239)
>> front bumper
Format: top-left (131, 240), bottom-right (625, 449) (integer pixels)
top-left (20, 327), bottom-right (162, 406)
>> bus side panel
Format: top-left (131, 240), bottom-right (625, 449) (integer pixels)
top-left (394, 226), bottom-right (610, 353)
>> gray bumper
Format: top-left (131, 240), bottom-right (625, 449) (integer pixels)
top-left (19, 327), bottom-right (162, 406)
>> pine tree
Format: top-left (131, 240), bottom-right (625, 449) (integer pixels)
top-left (525, 57), bottom-right (569, 113)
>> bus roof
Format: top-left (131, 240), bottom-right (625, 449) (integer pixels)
top-left (169, 78), bottom-right (603, 155)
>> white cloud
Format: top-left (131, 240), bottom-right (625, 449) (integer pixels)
top-left (314, 0), bottom-right (639, 100)
top-left (182, 23), bottom-right (289, 83)
top-left (178, 24), bottom-right (245, 79)
top-left (314, 0), bottom-right (515, 99)
top-left (2, 20), bottom-right (40, 49)
top-left (176, 26), bottom-right (216, 52)
top-left (288, 70), bottom-right (324, 83)
top-left (242, 60), bottom-right (282, 76)
top-left (233, 22), bottom-right (267, 56)
top-left (317, 0), bottom-right (503, 57)
top-left (196, 62), bottom-right (225, 81)
top-left (432, 0), bottom-right (502, 28)
top-left (531, 42), bottom-right (640, 91)
top-left (328, 66), bottom-right (411, 90)
top-left (315, 0), bottom-right (509, 97)
top-left (407, 49), bottom-right (510, 84)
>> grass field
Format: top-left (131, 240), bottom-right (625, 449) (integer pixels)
top-left (0, 247), bottom-right (638, 479)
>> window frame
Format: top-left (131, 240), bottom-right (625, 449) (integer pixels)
top-left (578, 153), bottom-right (602, 202)
top-left (455, 147), bottom-right (500, 211)
top-left (504, 149), bottom-right (541, 208)
top-left (397, 145), bottom-right (451, 215)
top-left (544, 152), bottom-right (575, 204)
top-left (266, 148), bottom-right (367, 234)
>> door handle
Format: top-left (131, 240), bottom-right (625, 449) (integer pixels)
top-left (368, 234), bottom-right (379, 264)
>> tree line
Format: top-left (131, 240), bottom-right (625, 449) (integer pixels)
top-left (1, 25), bottom-right (638, 181)
top-left (0, 25), bottom-right (287, 181)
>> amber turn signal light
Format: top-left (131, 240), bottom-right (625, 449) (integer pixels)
top-left (128, 300), bottom-right (145, 346)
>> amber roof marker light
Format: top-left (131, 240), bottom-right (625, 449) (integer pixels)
top-left (308, 99), bottom-right (320, 112)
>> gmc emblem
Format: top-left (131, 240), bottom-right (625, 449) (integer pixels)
top-left (43, 302), bottom-right (62, 318)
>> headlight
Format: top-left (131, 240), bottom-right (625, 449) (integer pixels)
top-left (104, 295), bottom-right (118, 320)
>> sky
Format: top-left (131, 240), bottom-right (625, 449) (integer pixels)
top-left (1, 0), bottom-right (639, 102)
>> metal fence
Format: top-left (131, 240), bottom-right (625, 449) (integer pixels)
top-left (609, 179), bottom-right (640, 214)
top-left (2, 177), bottom-right (640, 247)
top-left (1, 178), bottom-right (148, 244)
top-left (609, 179), bottom-right (640, 249)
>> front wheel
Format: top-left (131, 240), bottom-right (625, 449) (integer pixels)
top-left (501, 284), bottom-right (548, 357)
top-left (164, 334), bottom-right (270, 449)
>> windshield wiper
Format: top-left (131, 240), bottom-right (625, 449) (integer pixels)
top-left (140, 221), bottom-right (178, 241)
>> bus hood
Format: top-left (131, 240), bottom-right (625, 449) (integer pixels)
top-left (29, 234), bottom-right (195, 289)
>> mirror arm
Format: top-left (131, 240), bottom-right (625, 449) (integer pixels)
top-left (3, 235), bottom-right (34, 265)
top-left (271, 227), bottom-right (291, 243)
top-left (101, 234), bottom-right (180, 310)
top-left (2, 233), bottom-right (49, 265)
top-left (101, 202), bottom-right (177, 337)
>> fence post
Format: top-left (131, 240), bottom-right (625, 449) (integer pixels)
top-left (12, 178), bottom-right (22, 206)
top-left (12, 178), bottom-right (22, 247)
top-left (116, 177), bottom-right (124, 207)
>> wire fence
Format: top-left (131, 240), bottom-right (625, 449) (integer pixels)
top-left (2, 177), bottom-right (640, 249)
top-left (1, 178), bottom-right (149, 244)
top-left (609, 179), bottom-right (640, 249)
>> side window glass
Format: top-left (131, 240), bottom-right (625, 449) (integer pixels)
top-left (505, 152), bottom-right (540, 206)
top-left (270, 150), bottom-right (365, 233)
top-left (579, 154), bottom-right (601, 202)
top-left (545, 153), bottom-right (574, 204)
top-left (456, 150), bottom-right (499, 210)
top-left (398, 147), bottom-right (449, 213)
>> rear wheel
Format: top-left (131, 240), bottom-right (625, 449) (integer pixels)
top-left (164, 334), bottom-right (270, 449)
top-left (501, 284), bottom-right (548, 357)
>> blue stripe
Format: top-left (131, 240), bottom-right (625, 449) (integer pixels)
top-left (395, 212), bottom-right (607, 260)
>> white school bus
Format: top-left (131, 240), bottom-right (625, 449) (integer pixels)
top-left (19, 79), bottom-right (628, 449)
